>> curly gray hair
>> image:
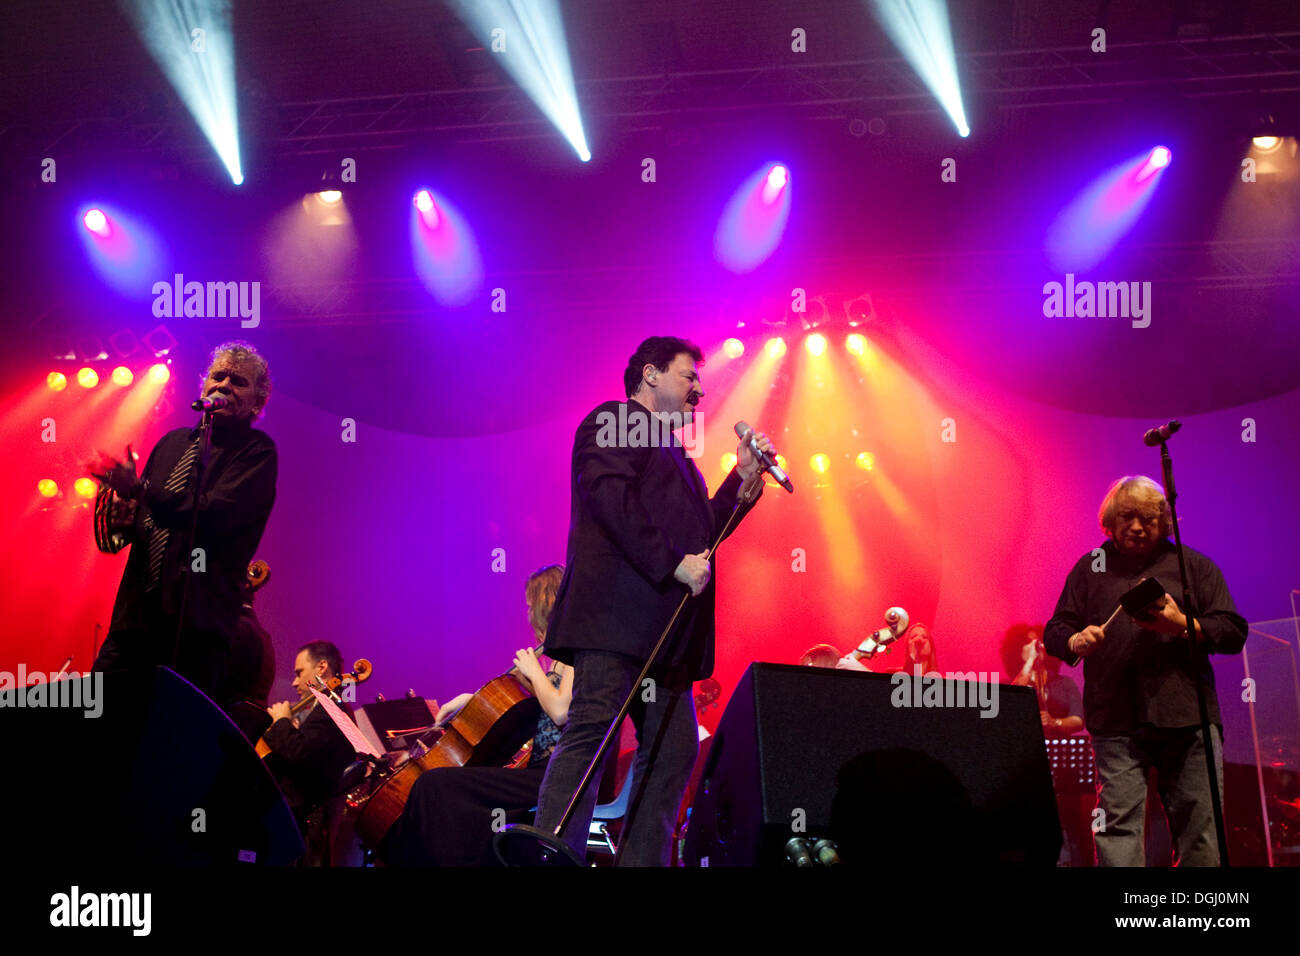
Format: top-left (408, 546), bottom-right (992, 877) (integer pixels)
top-left (203, 341), bottom-right (272, 419)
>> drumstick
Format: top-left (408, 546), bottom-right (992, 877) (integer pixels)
top-left (1100, 604), bottom-right (1123, 634)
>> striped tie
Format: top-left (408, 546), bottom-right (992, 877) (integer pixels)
top-left (144, 436), bottom-right (200, 592)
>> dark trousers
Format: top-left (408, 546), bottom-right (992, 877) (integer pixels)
top-left (385, 761), bottom-right (550, 867)
top-left (94, 606), bottom-right (230, 703)
top-left (534, 650), bottom-right (698, 866)
top-left (1092, 724), bottom-right (1224, 866)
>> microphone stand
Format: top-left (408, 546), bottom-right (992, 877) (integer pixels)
top-left (494, 479), bottom-right (762, 867)
top-left (171, 408), bottom-right (216, 674)
top-left (1157, 438), bottom-right (1229, 867)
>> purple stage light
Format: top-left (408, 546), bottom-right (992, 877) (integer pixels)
top-left (714, 162), bottom-right (793, 273)
top-left (410, 188), bottom-right (482, 306)
top-left (83, 209), bottom-right (109, 236)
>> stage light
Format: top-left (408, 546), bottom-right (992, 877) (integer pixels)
top-left (776, 454), bottom-right (787, 471)
top-left (123, 0), bottom-right (243, 185)
top-left (762, 164), bottom-right (789, 203)
top-left (720, 452), bottom-right (737, 473)
top-left (715, 162), bottom-right (793, 272)
top-left (447, 0), bottom-right (590, 162)
top-left (805, 333), bottom-right (827, 357)
top-left (149, 363), bottom-right (171, 384)
top-left (410, 188), bottom-right (484, 306)
top-left (1252, 135), bottom-right (1282, 153)
top-left (810, 453), bottom-right (830, 474)
top-left (846, 333), bottom-right (867, 355)
top-left (46, 372), bottom-right (68, 392)
top-left (870, 0), bottom-right (970, 138)
top-left (856, 451), bottom-right (875, 471)
top-left (77, 368), bottom-right (99, 389)
top-left (75, 478), bottom-right (97, 499)
top-left (1150, 146), bottom-right (1171, 168)
top-left (316, 190), bottom-right (343, 205)
top-left (723, 338), bottom-right (745, 359)
top-left (1047, 148), bottom-right (1170, 272)
top-left (83, 209), bottom-right (108, 235)
top-left (111, 366), bottom-right (134, 387)
top-left (38, 479), bottom-right (59, 498)
top-left (765, 337), bottom-right (787, 359)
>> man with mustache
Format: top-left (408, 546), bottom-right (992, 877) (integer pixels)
top-left (90, 342), bottom-right (277, 701)
top-left (534, 336), bottom-right (773, 865)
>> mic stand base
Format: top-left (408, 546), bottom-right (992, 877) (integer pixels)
top-left (494, 824), bottom-right (587, 868)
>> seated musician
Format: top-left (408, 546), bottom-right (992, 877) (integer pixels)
top-left (1000, 623), bottom-right (1083, 737)
top-left (263, 640), bottom-right (358, 865)
top-left (384, 564), bottom-right (573, 866)
top-left (798, 643), bottom-right (867, 671)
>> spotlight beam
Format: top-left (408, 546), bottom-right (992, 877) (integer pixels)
top-left (869, 0), bottom-right (970, 137)
top-left (124, 0), bottom-right (243, 184)
top-left (448, 0), bottom-right (591, 162)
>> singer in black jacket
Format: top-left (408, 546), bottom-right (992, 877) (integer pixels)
top-left (91, 343), bottom-right (276, 701)
top-left (1044, 475), bottom-right (1247, 865)
top-left (534, 336), bottom-right (772, 865)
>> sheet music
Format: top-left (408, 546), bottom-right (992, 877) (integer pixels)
top-left (310, 687), bottom-right (384, 759)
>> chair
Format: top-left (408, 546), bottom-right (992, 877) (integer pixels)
top-left (526, 764), bottom-right (637, 861)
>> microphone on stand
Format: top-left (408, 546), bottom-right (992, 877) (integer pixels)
top-left (1143, 420), bottom-right (1181, 446)
top-left (734, 421), bottom-right (793, 493)
top-left (192, 394), bottom-right (230, 412)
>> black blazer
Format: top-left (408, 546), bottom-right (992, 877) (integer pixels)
top-left (108, 419), bottom-right (277, 643)
top-left (543, 400), bottom-right (762, 680)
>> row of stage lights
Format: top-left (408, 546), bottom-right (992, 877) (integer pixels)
top-left (722, 332), bottom-right (869, 360)
top-left (716, 450), bottom-right (876, 480)
top-left (46, 364), bottom-right (171, 391)
top-left (38, 362), bottom-right (173, 502)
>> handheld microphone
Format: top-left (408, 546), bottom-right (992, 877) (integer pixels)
top-left (1143, 420), bottom-right (1181, 446)
top-left (192, 394), bottom-right (230, 412)
top-left (734, 421), bottom-right (793, 493)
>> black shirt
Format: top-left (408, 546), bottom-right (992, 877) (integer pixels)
top-left (1044, 539), bottom-right (1247, 735)
top-left (108, 418), bottom-right (277, 642)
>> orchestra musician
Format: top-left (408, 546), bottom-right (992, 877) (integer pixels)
top-left (383, 565), bottom-right (573, 866)
top-left (533, 336), bottom-right (770, 866)
top-left (1044, 475), bottom-right (1248, 866)
top-left (262, 640), bottom-right (359, 866)
top-left (89, 342), bottom-right (277, 703)
top-left (1001, 623), bottom-right (1083, 737)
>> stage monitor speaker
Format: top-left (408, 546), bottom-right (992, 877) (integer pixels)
top-left (683, 663), bottom-right (1061, 866)
top-left (1, 666), bottom-right (304, 865)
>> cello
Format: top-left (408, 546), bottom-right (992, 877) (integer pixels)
top-left (349, 670), bottom-right (541, 849)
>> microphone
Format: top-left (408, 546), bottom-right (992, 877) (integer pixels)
top-left (784, 837), bottom-right (815, 867)
top-left (192, 394), bottom-right (229, 412)
top-left (1143, 420), bottom-right (1181, 446)
top-left (734, 421), bottom-right (793, 493)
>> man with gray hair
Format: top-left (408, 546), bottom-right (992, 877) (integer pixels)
top-left (1044, 475), bottom-right (1247, 866)
top-left (91, 342), bottom-right (277, 701)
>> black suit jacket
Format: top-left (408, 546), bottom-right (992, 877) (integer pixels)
top-left (264, 703), bottom-right (357, 817)
top-left (108, 418), bottom-right (277, 643)
top-left (543, 399), bottom-right (762, 680)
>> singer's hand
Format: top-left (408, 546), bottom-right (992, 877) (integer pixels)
top-left (88, 445), bottom-right (139, 498)
top-left (736, 428), bottom-right (775, 481)
top-left (674, 550), bottom-right (712, 596)
top-left (1067, 625), bottom-right (1105, 658)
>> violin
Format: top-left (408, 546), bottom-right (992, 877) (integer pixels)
top-left (254, 658), bottom-right (373, 758)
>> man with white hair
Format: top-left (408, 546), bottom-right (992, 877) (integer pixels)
top-left (91, 342), bottom-right (277, 700)
top-left (1044, 475), bottom-right (1247, 866)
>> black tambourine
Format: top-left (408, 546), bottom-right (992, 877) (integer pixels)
top-left (93, 483), bottom-right (130, 554)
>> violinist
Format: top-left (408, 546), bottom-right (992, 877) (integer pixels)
top-left (263, 640), bottom-right (358, 865)
top-left (384, 564), bottom-right (573, 866)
